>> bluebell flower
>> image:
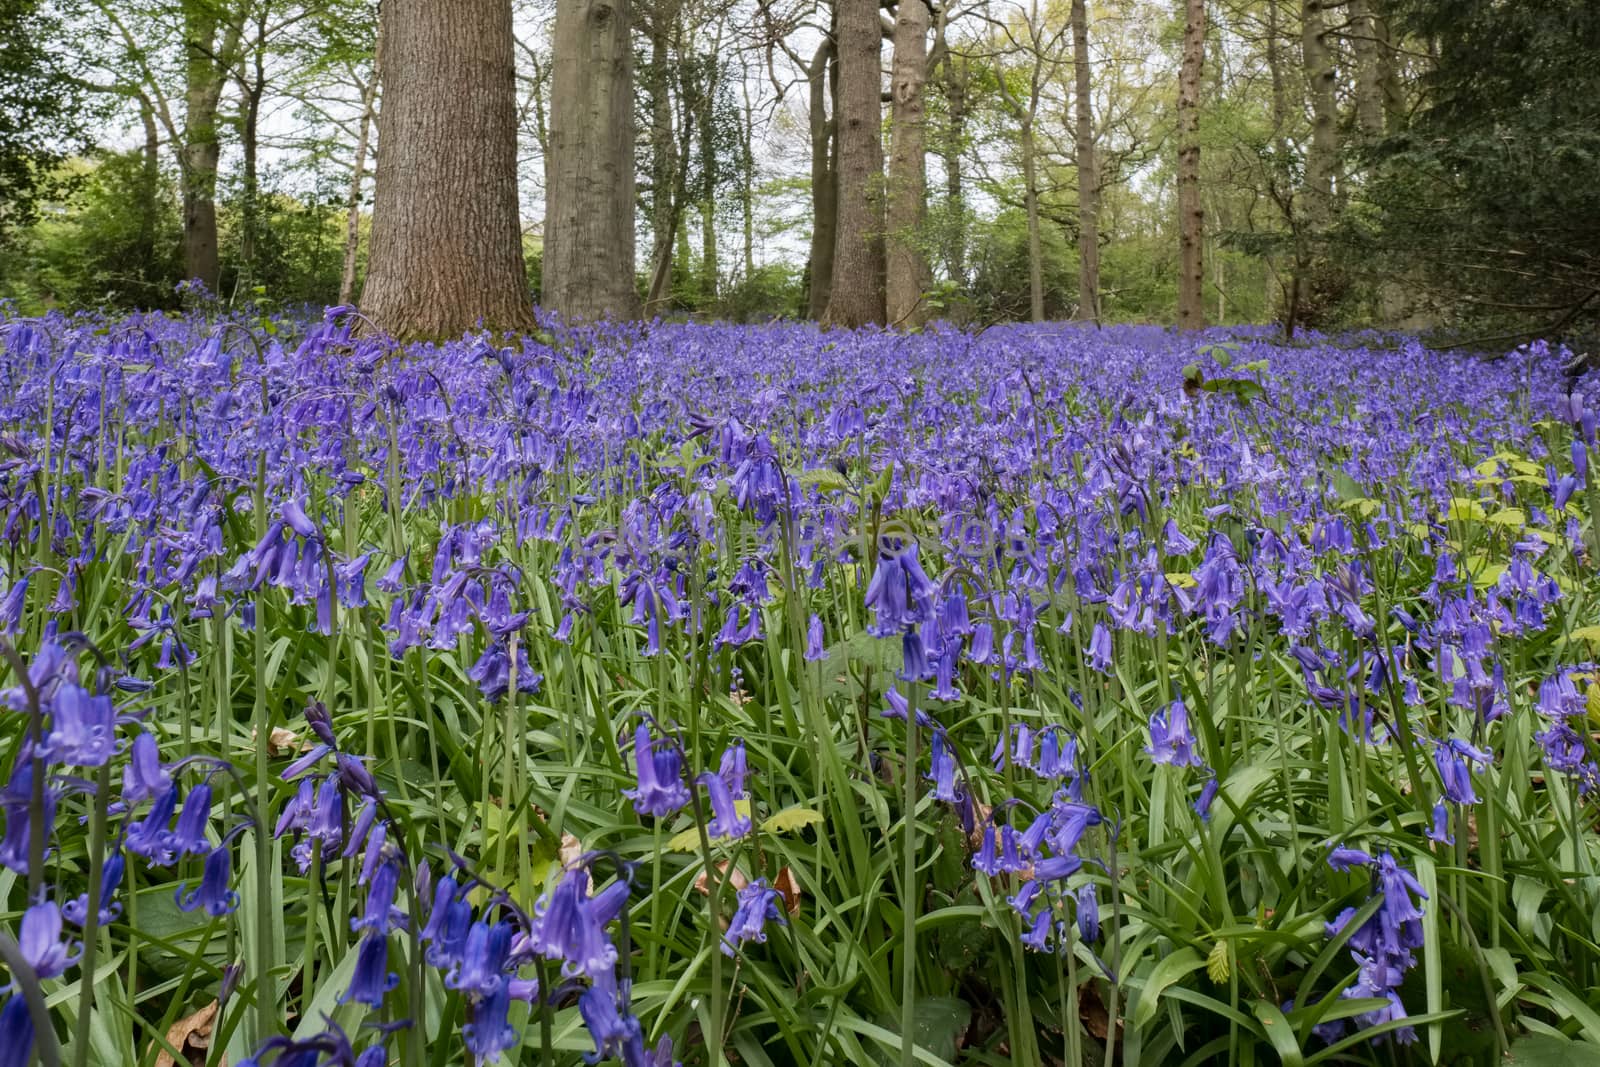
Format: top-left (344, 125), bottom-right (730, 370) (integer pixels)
top-left (342, 933), bottom-right (398, 1007)
top-left (623, 723), bottom-right (691, 818)
top-left (926, 729), bottom-right (959, 803)
top-left (1328, 847), bottom-right (1373, 872)
top-left (353, 859), bottom-right (403, 936)
top-left (697, 772), bottom-right (751, 840)
top-left (0, 996), bottom-right (35, 1067)
top-left (1146, 697), bottom-right (1203, 768)
top-left (0, 761), bottom-right (56, 875)
top-left (462, 982), bottom-right (519, 1062)
top-left (804, 614), bottom-right (825, 660)
top-left (18, 901), bottom-right (79, 980)
top-left (1433, 737), bottom-right (1488, 805)
top-left (447, 920), bottom-right (512, 998)
top-left (121, 732), bottom-right (170, 805)
top-left (1426, 801), bottom-right (1454, 845)
top-left (1190, 772), bottom-right (1219, 819)
top-left (1085, 623), bottom-right (1113, 674)
top-left (63, 844), bottom-right (124, 927)
top-left (723, 879), bottom-right (786, 956)
top-left (718, 739), bottom-right (749, 798)
top-left (526, 868), bottom-right (619, 979)
top-left (1020, 906), bottom-right (1054, 951)
top-left (176, 846), bottom-right (238, 916)
top-left (579, 970), bottom-right (643, 1064)
top-left (125, 785), bottom-right (179, 867)
top-left (1075, 883), bottom-right (1100, 942)
top-left (169, 782), bottom-right (215, 856)
top-left (42, 683), bottom-right (115, 767)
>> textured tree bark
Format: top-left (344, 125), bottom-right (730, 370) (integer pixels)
top-left (1301, 0), bottom-right (1338, 225)
top-left (940, 54), bottom-right (967, 286)
top-left (339, 36), bottom-right (382, 307)
top-left (360, 0), bottom-right (533, 337)
top-left (542, 0), bottom-right (641, 322)
top-left (698, 49), bottom-right (719, 303)
top-left (1070, 0), bottom-right (1099, 322)
top-left (886, 0), bottom-right (930, 327)
top-left (805, 37), bottom-right (837, 320)
top-left (180, 1), bottom-right (244, 291)
top-left (824, 0), bottom-right (886, 327)
top-left (1176, 0), bottom-right (1206, 330)
top-left (644, 6), bottom-right (678, 314)
top-left (137, 95), bottom-right (160, 286)
top-left (1021, 118), bottom-right (1044, 323)
top-left (1349, 0), bottom-right (1384, 142)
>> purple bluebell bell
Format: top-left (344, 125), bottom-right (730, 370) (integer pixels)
top-left (1146, 697), bottom-right (1204, 768)
top-left (176, 846), bottom-right (238, 916)
top-left (623, 723), bottom-right (692, 818)
top-left (63, 845), bottom-right (125, 927)
top-left (342, 933), bottom-right (397, 1007)
top-left (723, 879), bottom-right (786, 956)
top-left (697, 772), bottom-right (751, 840)
top-left (17, 901), bottom-right (79, 980)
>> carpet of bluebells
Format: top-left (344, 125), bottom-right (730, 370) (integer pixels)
top-left (3, 306), bottom-right (1600, 1067)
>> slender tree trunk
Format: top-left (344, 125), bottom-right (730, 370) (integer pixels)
top-left (698, 49), bottom-right (719, 303)
top-left (339, 39), bottom-right (382, 307)
top-left (644, 7), bottom-right (678, 314)
top-left (1301, 0), bottom-right (1338, 225)
top-left (362, 0), bottom-right (535, 336)
top-left (886, 0), bottom-right (930, 327)
top-left (1021, 119), bottom-right (1044, 323)
top-left (180, 2), bottom-right (242, 291)
top-left (237, 10), bottom-right (267, 293)
top-left (824, 0), bottom-right (885, 327)
top-left (1349, 0), bottom-right (1384, 142)
top-left (1070, 0), bottom-right (1099, 322)
top-left (1372, 0), bottom-right (1404, 133)
top-left (740, 76), bottom-right (755, 280)
top-left (542, 0), bottom-right (640, 321)
top-left (137, 94), bottom-right (160, 291)
top-left (1176, 0), bottom-right (1206, 329)
top-left (941, 55), bottom-right (967, 285)
top-left (805, 37), bottom-right (837, 319)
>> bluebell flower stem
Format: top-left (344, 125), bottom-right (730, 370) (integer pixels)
top-left (72, 761), bottom-right (111, 1067)
top-left (690, 788), bottom-right (725, 1067)
top-left (900, 683), bottom-right (919, 1067)
top-left (251, 455), bottom-right (276, 1044)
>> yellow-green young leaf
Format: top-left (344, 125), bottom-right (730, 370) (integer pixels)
top-left (1463, 556), bottom-right (1507, 586)
top-left (1512, 459), bottom-right (1544, 476)
top-left (1473, 458), bottom-right (1501, 477)
top-left (1447, 497), bottom-right (1487, 522)
top-left (1487, 507), bottom-right (1527, 527)
top-left (1587, 685), bottom-right (1600, 729)
top-left (1341, 497), bottom-right (1380, 517)
top-left (763, 806), bottom-right (824, 834)
top-left (1166, 572), bottom-right (1198, 589)
top-left (1568, 626), bottom-right (1600, 645)
top-left (1207, 939), bottom-right (1231, 983)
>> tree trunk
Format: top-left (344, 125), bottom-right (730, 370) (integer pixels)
top-left (542, 0), bottom-right (640, 321)
top-left (1349, 0), bottom-right (1384, 142)
top-left (339, 38), bottom-right (382, 307)
top-left (885, 0), bottom-right (930, 327)
top-left (237, 9), bottom-right (268, 293)
top-left (137, 94), bottom-right (160, 291)
top-left (1021, 119), bottom-right (1044, 323)
top-left (179, 2), bottom-right (242, 291)
top-left (698, 50), bottom-right (719, 303)
top-left (740, 76), bottom-right (755, 280)
top-left (644, 7), bottom-right (678, 315)
top-left (1301, 0), bottom-right (1338, 225)
top-left (362, 0), bottom-right (535, 336)
top-left (1176, 0), bottom-right (1206, 330)
top-left (824, 0), bottom-right (885, 327)
top-left (1070, 0), bottom-right (1099, 322)
top-left (941, 55), bottom-right (967, 285)
top-left (805, 37), bottom-right (837, 319)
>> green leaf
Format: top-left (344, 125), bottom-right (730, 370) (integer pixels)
top-left (871, 996), bottom-right (972, 1064)
top-left (1509, 1036), bottom-right (1600, 1066)
top-left (1133, 946), bottom-right (1206, 1029)
top-left (799, 467), bottom-right (852, 493)
top-left (1206, 938), bottom-right (1231, 983)
top-left (762, 806), bottom-right (824, 834)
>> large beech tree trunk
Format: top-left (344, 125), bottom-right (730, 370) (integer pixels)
top-left (824, 0), bottom-right (885, 327)
top-left (543, 0), bottom-right (640, 322)
top-left (1070, 0), bottom-right (1100, 322)
top-left (1176, 0), bottom-right (1206, 329)
top-left (886, 0), bottom-right (930, 327)
top-left (940, 54), bottom-right (968, 285)
top-left (361, 0), bottom-right (534, 336)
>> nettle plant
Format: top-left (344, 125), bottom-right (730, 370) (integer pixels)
top-left (0, 310), bottom-right (1599, 1067)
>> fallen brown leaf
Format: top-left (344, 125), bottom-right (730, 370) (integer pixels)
top-left (153, 1000), bottom-right (220, 1067)
top-left (773, 866), bottom-right (802, 916)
